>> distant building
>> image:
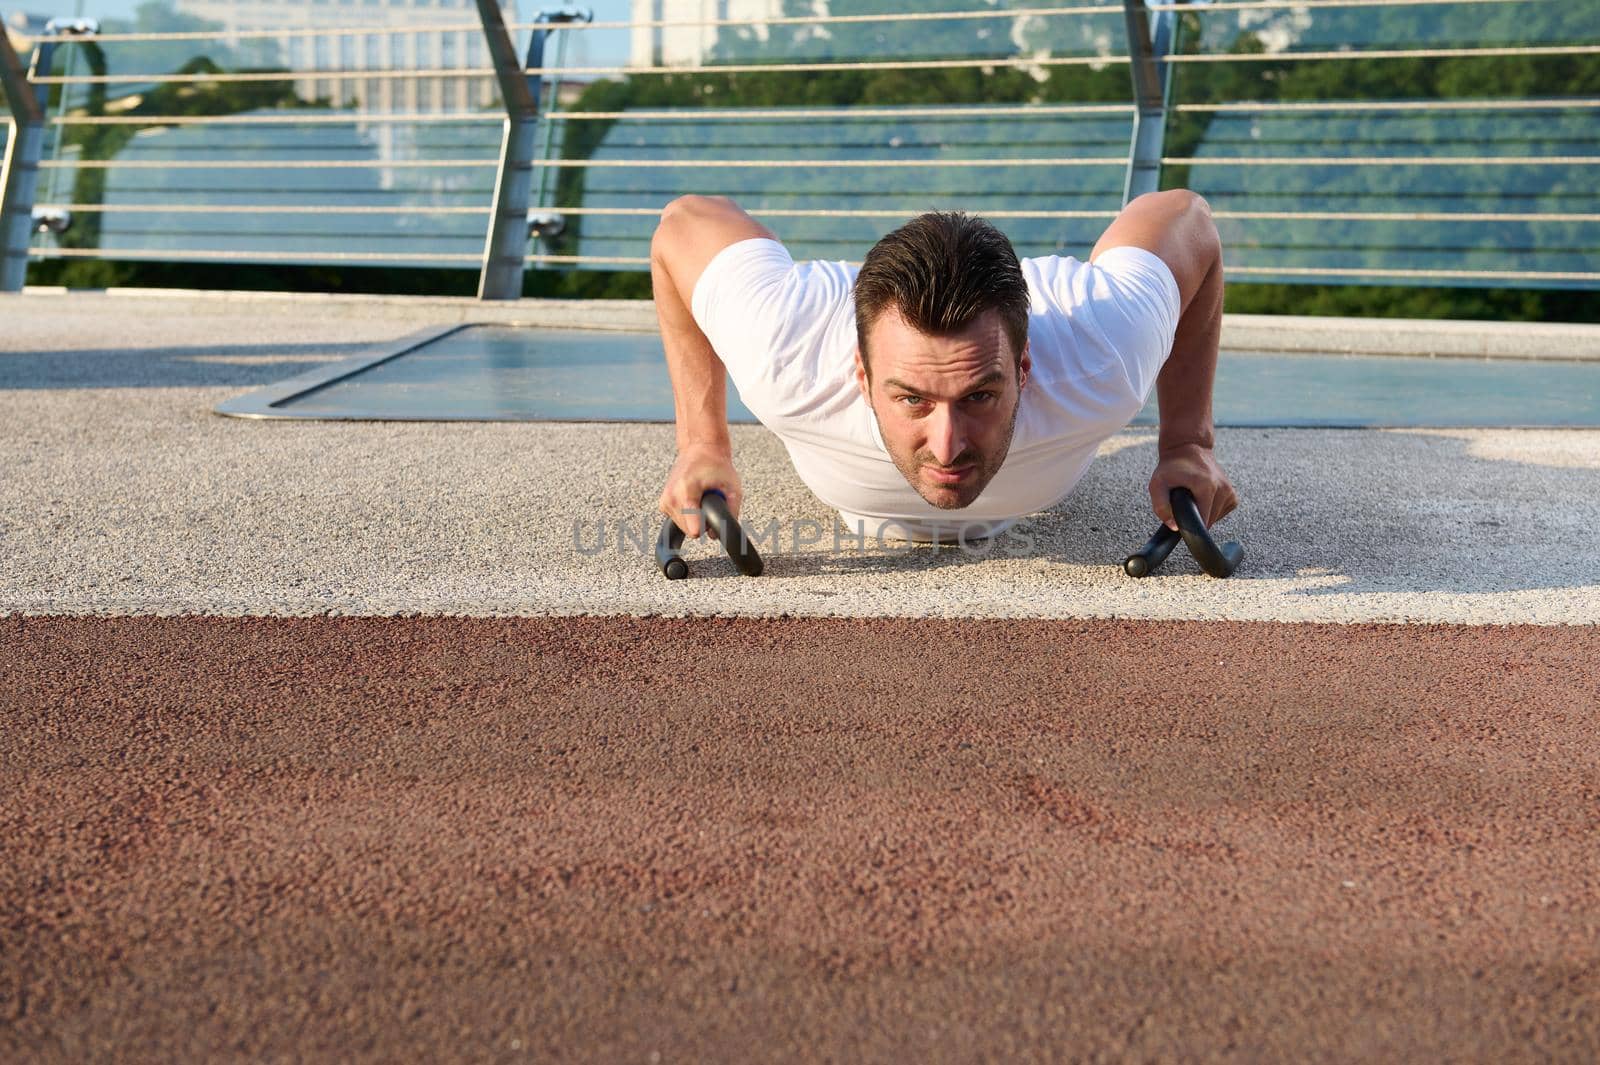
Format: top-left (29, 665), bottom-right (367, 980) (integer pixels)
top-left (629, 0), bottom-right (789, 68)
top-left (172, 0), bottom-right (498, 113)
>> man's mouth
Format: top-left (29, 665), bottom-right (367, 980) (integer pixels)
top-left (923, 463), bottom-right (974, 485)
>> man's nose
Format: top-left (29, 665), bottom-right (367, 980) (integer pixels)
top-left (925, 404), bottom-right (969, 465)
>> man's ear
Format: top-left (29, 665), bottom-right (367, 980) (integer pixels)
top-left (1017, 342), bottom-right (1032, 393)
top-left (854, 346), bottom-right (871, 402)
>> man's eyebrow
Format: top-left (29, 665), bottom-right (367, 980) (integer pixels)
top-left (882, 371), bottom-right (1005, 396)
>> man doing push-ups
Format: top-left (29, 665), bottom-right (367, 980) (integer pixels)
top-left (651, 191), bottom-right (1237, 545)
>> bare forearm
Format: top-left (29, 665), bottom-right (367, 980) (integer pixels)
top-left (651, 195), bottom-right (776, 535)
top-left (651, 250), bottom-right (731, 453)
top-left (1155, 248), bottom-right (1223, 454)
top-left (1096, 191), bottom-right (1235, 526)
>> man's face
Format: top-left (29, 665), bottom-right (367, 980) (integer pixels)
top-left (854, 307), bottom-right (1030, 510)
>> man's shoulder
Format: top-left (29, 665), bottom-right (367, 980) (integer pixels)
top-left (1019, 252), bottom-right (1092, 301)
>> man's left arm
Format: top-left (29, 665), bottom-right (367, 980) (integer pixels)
top-left (1090, 189), bottom-right (1237, 532)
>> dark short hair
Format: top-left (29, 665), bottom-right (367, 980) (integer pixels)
top-left (853, 211), bottom-right (1030, 379)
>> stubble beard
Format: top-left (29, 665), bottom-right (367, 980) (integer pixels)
top-left (873, 397), bottom-right (1021, 511)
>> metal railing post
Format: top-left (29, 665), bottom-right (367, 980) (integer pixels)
top-left (473, 3), bottom-right (590, 301)
top-left (0, 30), bottom-right (54, 293)
top-left (1121, 0), bottom-right (1179, 205)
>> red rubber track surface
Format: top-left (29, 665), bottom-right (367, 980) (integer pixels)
top-left (3, 616), bottom-right (1598, 1062)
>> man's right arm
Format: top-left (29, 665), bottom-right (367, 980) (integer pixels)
top-left (651, 195), bottom-right (777, 538)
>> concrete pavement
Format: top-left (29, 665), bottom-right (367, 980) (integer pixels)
top-left (3, 290), bottom-right (1598, 624)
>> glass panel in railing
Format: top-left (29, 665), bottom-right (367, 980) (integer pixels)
top-left (24, 0), bottom-right (505, 273)
top-left (565, 106), bottom-right (1132, 266)
top-left (1165, 0), bottom-right (1600, 288)
top-left (619, 0), bottom-right (1127, 66)
top-left (1183, 0), bottom-right (1599, 54)
top-left (547, 2), bottom-right (1139, 272)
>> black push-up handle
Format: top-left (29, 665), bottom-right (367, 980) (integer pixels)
top-left (657, 489), bottom-right (764, 580)
top-left (1124, 486), bottom-right (1243, 579)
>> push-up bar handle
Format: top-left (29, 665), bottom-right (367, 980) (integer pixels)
top-left (656, 489), bottom-right (764, 580)
top-left (1124, 487), bottom-right (1244, 579)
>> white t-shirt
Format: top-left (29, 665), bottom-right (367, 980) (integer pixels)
top-left (690, 237), bottom-right (1181, 541)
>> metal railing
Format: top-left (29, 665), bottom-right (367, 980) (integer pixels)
top-left (2, 0), bottom-right (1597, 295)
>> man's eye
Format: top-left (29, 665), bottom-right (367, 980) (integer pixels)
top-left (966, 392), bottom-right (995, 403)
top-left (898, 395), bottom-right (925, 407)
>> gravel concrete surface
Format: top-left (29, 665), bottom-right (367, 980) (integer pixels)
top-left (3, 292), bottom-right (1598, 624)
top-left (3, 615), bottom-right (1597, 1063)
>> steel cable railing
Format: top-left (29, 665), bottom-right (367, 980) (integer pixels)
top-left (43, 203), bottom-right (492, 214)
top-left (542, 103), bottom-right (1138, 121)
top-left (1172, 99), bottom-right (1600, 113)
top-left (50, 112), bottom-right (502, 126)
top-left (4, 0), bottom-right (1597, 293)
top-left (468, 96), bottom-right (1600, 123)
top-left (30, 54), bottom-right (1138, 86)
top-left (42, 203), bottom-right (1600, 224)
top-left (1162, 155), bottom-right (1600, 166)
top-left (56, 5), bottom-right (1124, 43)
top-left (58, 154), bottom-right (1574, 171)
top-left (29, 44), bottom-right (1600, 86)
top-left (1147, 0), bottom-right (1543, 11)
top-left (1163, 44), bottom-right (1600, 64)
top-left (37, 159), bottom-right (500, 170)
top-left (35, 247), bottom-right (483, 263)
